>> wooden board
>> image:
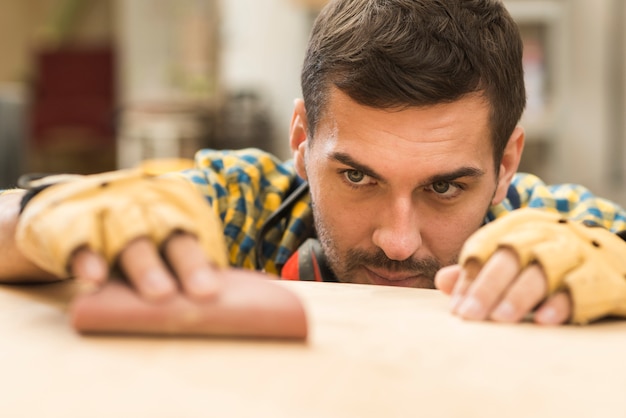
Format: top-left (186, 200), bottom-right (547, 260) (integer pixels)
top-left (0, 280), bottom-right (625, 418)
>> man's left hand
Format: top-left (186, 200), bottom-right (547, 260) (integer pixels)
top-left (435, 251), bottom-right (572, 325)
top-left (435, 208), bottom-right (626, 325)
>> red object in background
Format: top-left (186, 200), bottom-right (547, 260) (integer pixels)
top-left (30, 46), bottom-right (117, 148)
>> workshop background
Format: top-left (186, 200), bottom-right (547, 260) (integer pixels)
top-left (0, 0), bottom-right (625, 206)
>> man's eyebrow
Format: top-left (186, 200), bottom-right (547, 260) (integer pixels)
top-left (331, 152), bottom-right (383, 180)
top-left (422, 167), bottom-right (485, 186)
top-left (330, 151), bottom-right (485, 185)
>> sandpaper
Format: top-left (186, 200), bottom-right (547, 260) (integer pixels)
top-left (69, 272), bottom-right (308, 340)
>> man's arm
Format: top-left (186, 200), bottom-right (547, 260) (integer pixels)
top-left (0, 191), bottom-right (58, 282)
top-left (1, 173), bottom-right (225, 302)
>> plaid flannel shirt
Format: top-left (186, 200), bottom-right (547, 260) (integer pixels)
top-left (167, 148), bottom-right (626, 275)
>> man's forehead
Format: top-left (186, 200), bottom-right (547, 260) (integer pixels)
top-left (306, 89), bottom-right (496, 186)
top-left (321, 89), bottom-right (492, 141)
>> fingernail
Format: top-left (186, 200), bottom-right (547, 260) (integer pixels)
top-left (143, 271), bottom-right (176, 300)
top-left (450, 294), bottom-right (462, 311)
top-left (536, 306), bottom-right (557, 324)
top-left (457, 296), bottom-right (483, 319)
top-left (188, 270), bottom-right (220, 299)
top-left (492, 301), bottom-right (516, 322)
top-left (79, 256), bottom-right (106, 283)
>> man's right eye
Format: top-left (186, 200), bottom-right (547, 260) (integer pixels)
top-left (344, 170), bottom-right (366, 184)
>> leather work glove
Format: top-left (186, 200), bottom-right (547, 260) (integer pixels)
top-left (459, 208), bottom-right (626, 324)
top-left (16, 169), bottom-right (228, 278)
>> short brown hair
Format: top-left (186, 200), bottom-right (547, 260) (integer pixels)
top-left (301, 0), bottom-right (526, 165)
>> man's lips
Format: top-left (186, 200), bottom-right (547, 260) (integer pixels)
top-left (364, 267), bottom-right (424, 287)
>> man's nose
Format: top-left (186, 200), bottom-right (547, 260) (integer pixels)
top-left (371, 197), bottom-right (422, 261)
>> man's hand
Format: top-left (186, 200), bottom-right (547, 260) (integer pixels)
top-left (435, 208), bottom-right (626, 325)
top-left (435, 251), bottom-right (572, 325)
top-left (71, 234), bottom-right (221, 302)
top-left (14, 170), bottom-right (229, 302)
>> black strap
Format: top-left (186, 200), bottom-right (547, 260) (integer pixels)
top-left (17, 173), bottom-right (57, 214)
top-left (254, 181), bottom-right (310, 270)
top-left (295, 238), bottom-right (338, 282)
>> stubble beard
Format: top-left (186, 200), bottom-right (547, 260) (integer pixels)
top-left (312, 204), bottom-right (452, 289)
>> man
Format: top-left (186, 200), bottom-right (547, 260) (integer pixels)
top-left (1, 0), bottom-right (626, 326)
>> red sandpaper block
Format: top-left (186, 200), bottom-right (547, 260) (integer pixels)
top-left (69, 273), bottom-right (308, 340)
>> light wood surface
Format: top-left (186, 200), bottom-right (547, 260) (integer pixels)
top-left (1, 279), bottom-right (625, 418)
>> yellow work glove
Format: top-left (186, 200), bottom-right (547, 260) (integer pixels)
top-left (16, 169), bottom-right (228, 278)
top-left (459, 208), bottom-right (626, 324)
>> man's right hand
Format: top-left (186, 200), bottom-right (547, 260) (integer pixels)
top-left (7, 170), bottom-right (230, 302)
top-left (71, 233), bottom-right (222, 302)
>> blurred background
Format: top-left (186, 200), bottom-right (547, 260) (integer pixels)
top-left (0, 0), bottom-right (625, 206)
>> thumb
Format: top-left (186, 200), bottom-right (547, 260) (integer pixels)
top-left (434, 264), bottom-right (462, 295)
top-left (71, 248), bottom-right (109, 286)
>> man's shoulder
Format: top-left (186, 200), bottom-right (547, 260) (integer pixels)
top-left (194, 147), bottom-right (293, 172)
top-left (489, 173), bottom-right (626, 232)
top-left (183, 147), bottom-right (298, 188)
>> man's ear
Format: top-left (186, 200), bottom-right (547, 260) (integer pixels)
top-left (492, 126), bottom-right (525, 205)
top-left (289, 99), bottom-right (309, 180)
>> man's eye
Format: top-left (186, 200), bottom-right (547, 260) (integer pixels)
top-left (427, 181), bottom-right (463, 199)
top-left (432, 181), bottom-right (450, 194)
top-left (345, 170), bottom-right (366, 184)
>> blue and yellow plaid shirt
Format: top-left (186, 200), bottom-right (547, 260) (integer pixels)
top-left (169, 148), bottom-right (626, 275)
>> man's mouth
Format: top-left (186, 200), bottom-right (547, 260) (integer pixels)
top-left (364, 267), bottom-right (434, 288)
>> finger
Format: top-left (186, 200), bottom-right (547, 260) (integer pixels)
top-left (434, 264), bottom-right (462, 295)
top-left (71, 247), bottom-right (109, 286)
top-left (455, 249), bottom-right (521, 321)
top-left (118, 237), bottom-right (177, 302)
top-left (164, 233), bottom-right (221, 300)
top-left (534, 292), bottom-right (572, 325)
top-left (489, 264), bottom-right (546, 323)
top-left (449, 259), bottom-right (481, 310)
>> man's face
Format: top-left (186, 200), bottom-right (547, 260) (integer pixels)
top-left (292, 89), bottom-right (517, 288)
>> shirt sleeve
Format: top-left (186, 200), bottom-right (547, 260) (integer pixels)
top-left (166, 148), bottom-right (301, 271)
top-left (489, 172), bottom-right (626, 233)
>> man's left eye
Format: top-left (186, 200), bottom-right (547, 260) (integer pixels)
top-left (427, 181), bottom-right (463, 198)
top-left (432, 181), bottom-right (450, 194)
